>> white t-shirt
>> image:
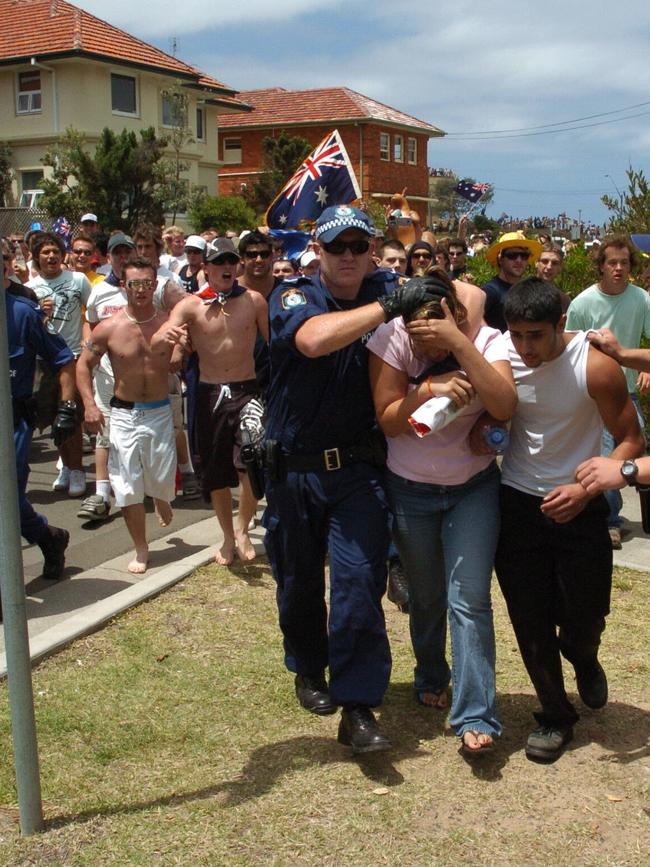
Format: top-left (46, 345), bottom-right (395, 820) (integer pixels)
top-left (501, 331), bottom-right (603, 496)
top-left (28, 269), bottom-right (92, 356)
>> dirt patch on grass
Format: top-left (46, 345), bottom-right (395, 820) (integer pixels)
top-left (0, 563), bottom-right (648, 866)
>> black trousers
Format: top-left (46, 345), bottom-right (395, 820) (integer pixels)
top-left (495, 484), bottom-right (612, 726)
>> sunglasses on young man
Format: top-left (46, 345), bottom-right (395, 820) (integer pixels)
top-left (411, 251), bottom-right (433, 260)
top-left (320, 238), bottom-right (371, 256)
top-left (126, 278), bottom-right (155, 290)
top-left (501, 250), bottom-right (531, 261)
top-left (243, 249), bottom-right (272, 260)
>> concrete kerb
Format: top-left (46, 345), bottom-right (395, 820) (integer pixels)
top-left (0, 514), bottom-right (266, 678)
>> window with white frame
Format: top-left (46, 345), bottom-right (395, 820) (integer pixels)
top-left (196, 107), bottom-right (205, 141)
top-left (111, 73), bottom-right (138, 115)
top-left (379, 132), bottom-right (390, 161)
top-left (394, 134), bottom-right (403, 163)
top-left (223, 137), bottom-right (242, 164)
top-left (407, 137), bottom-right (417, 165)
top-left (17, 71), bottom-right (42, 114)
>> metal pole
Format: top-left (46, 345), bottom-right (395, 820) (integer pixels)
top-left (0, 289), bottom-right (44, 835)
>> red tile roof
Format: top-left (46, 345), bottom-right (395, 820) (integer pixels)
top-left (219, 87), bottom-right (444, 135)
top-left (0, 0), bottom-right (249, 108)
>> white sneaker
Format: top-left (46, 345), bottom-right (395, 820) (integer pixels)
top-left (68, 469), bottom-right (87, 498)
top-left (52, 466), bottom-right (70, 491)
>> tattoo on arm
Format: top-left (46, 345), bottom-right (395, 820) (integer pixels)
top-left (84, 338), bottom-right (104, 357)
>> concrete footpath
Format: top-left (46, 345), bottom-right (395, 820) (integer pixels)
top-left (0, 486), bottom-right (648, 677)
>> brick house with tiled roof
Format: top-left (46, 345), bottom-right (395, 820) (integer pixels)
top-left (0, 0), bottom-right (250, 205)
top-left (218, 87), bottom-right (445, 222)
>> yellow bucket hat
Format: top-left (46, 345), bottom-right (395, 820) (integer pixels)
top-left (486, 231), bottom-right (542, 267)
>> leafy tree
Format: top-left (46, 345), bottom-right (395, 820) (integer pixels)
top-left (431, 176), bottom-right (494, 224)
top-left (244, 131), bottom-right (312, 215)
top-left (39, 126), bottom-right (171, 231)
top-left (602, 166), bottom-right (650, 233)
top-left (361, 198), bottom-right (387, 233)
top-left (557, 243), bottom-right (597, 299)
top-left (158, 83), bottom-right (194, 222)
top-left (188, 192), bottom-right (256, 235)
top-left (0, 141), bottom-right (13, 207)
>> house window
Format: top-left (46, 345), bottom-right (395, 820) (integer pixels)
top-left (407, 137), bottom-right (417, 165)
top-left (196, 108), bottom-right (205, 141)
top-left (21, 169), bottom-right (44, 192)
top-left (223, 138), bottom-right (242, 164)
top-left (394, 134), bottom-right (403, 163)
top-left (17, 71), bottom-right (42, 114)
top-left (379, 132), bottom-right (390, 161)
top-left (161, 92), bottom-right (188, 127)
top-left (111, 73), bottom-right (138, 115)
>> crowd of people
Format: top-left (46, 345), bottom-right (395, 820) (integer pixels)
top-left (4, 204), bottom-right (650, 764)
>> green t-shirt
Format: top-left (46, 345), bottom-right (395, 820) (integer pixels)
top-left (566, 282), bottom-right (650, 393)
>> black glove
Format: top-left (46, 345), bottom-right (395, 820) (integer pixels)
top-left (52, 400), bottom-right (78, 447)
top-left (378, 275), bottom-right (454, 322)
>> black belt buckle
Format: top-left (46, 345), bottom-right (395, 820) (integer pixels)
top-left (324, 447), bottom-right (341, 471)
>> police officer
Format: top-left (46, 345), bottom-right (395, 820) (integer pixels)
top-left (3, 240), bottom-right (77, 600)
top-left (263, 206), bottom-right (431, 753)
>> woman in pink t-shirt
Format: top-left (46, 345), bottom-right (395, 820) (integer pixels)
top-left (368, 272), bottom-right (517, 755)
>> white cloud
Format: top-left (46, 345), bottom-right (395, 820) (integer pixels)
top-left (75, 0), bottom-right (345, 37)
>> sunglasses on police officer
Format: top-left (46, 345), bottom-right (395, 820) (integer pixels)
top-left (320, 238), bottom-right (371, 255)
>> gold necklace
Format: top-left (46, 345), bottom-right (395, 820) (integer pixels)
top-left (124, 309), bottom-right (157, 325)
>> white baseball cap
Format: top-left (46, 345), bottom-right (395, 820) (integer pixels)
top-left (80, 213), bottom-right (98, 223)
top-left (184, 235), bottom-right (207, 252)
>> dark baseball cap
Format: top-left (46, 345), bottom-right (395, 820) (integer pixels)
top-left (107, 233), bottom-right (135, 253)
top-left (315, 205), bottom-right (374, 244)
top-left (205, 237), bottom-right (240, 263)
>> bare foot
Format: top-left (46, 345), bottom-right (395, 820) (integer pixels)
top-left (460, 730), bottom-right (494, 754)
top-left (215, 538), bottom-right (235, 566)
top-left (235, 530), bottom-right (256, 562)
top-left (418, 690), bottom-right (448, 709)
top-left (154, 499), bottom-right (173, 527)
top-left (128, 548), bottom-right (149, 574)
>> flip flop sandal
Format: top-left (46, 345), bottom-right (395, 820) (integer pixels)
top-left (460, 730), bottom-right (494, 756)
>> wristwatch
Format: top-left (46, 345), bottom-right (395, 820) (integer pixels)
top-left (620, 459), bottom-right (639, 486)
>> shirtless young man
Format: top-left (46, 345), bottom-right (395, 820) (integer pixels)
top-left (153, 238), bottom-right (269, 565)
top-left (76, 258), bottom-right (181, 574)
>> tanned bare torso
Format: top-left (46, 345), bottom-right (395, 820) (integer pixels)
top-left (161, 289), bottom-right (268, 383)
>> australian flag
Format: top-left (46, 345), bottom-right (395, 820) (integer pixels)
top-left (52, 215), bottom-right (73, 251)
top-left (453, 180), bottom-right (491, 203)
top-left (265, 129), bottom-right (361, 229)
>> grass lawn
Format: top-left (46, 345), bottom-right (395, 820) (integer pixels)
top-left (0, 560), bottom-right (648, 866)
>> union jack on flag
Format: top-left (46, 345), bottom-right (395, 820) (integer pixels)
top-left (52, 215), bottom-right (73, 251)
top-left (265, 129), bottom-right (361, 229)
top-left (453, 180), bottom-right (491, 204)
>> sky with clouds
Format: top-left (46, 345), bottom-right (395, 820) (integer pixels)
top-left (76, 0), bottom-right (650, 225)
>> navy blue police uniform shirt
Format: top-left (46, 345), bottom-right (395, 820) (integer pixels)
top-left (6, 293), bottom-right (73, 399)
top-left (265, 269), bottom-right (399, 454)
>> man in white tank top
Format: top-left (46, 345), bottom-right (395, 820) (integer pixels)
top-left (494, 278), bottom-right (644, 763)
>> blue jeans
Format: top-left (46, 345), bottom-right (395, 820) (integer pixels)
top-left (602, 394), bottom-right (646, 528)
top-left (386, 464), bottom-right (501, 738)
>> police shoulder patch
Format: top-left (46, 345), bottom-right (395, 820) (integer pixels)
top-left (281, 288), bottom-right (308, 310)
